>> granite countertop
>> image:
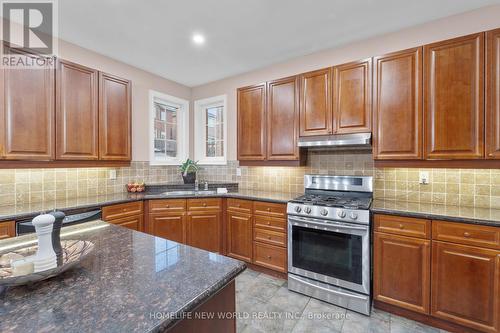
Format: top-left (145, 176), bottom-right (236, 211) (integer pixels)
top-left (0, 189), bottom-right (301, 223)
top-left (0, 221), bottom-right (246, 333)
top-left (372, 199), bottom-right (500, 227)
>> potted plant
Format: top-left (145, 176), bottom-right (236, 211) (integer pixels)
top-left (179, 159), bottom-right (199, 184)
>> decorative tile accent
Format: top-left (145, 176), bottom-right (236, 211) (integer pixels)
top-left (0, 150), bottom-right (498, 209)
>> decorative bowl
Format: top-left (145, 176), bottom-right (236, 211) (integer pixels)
top-left (0, 240), bottom-right (94, 288)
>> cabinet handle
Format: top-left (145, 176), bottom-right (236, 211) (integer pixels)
top-left (267, 222), bottom-right (271, 226)
top-left (267, 255), bottom-right (272, 259)
top-left (267, 208), bottom-right (271, 212)
top-left (398, 224), bottom-right (404, 229)
top-left (165, 205), bottom-right (170, 208)
top-left (202, 203), bottom-right (207, 207)
top-left (267, 236), bottom-right (272, 240)
top-left (463, 232), bottom-right (471, 238)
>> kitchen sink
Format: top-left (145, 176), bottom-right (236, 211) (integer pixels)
top-left (162, 190), bottom-right (216, 196)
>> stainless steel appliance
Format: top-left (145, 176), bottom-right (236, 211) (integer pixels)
top-left (287, 175), bottom-right (373, 315)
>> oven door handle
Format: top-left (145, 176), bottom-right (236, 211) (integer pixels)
top-left (288, 216), bottom-right (368, 231)
top-left (289, 275), bottom-right (368, 300)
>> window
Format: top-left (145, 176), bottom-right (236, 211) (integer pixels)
top-left (194, 95), bottom-right (227, 164)
top-left (149, 90), bottom-right (189, 165)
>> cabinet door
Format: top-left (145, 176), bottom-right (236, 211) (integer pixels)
top-left (237, 84), bottom-right (266, 161)
top-left (110, 214), bottom-right (143, 232)
top-left (486, 28), bottom-right (500, 159)
top-left (299, 68), bottom-right (332, 136)
top-left (424, 33), bottom-right (484, 159)
top-left (0, 52), bottom-right (54, 160)
top-left (373, 48), bottom-right (422, 159)
top-left (333, 58), bottom-right (372, 134)
top-left (187, 212), bottom-right (221, 253)
top-left (226, 211), bottom-right (252, 262)
top-left (373, 232), bottom-right (431, 314)
top-left (431, 241), bottom-right (500, 333)
top-left (99, 72), bottom-right (131, 161)
top-left (0, 221), bottom-right (15, 239)
top-left (149, 213), bottom-right (185, 243)
top-left (56, 59), bottom-right (98, 160)
top-left (267, 76), bottom-right (299, 160)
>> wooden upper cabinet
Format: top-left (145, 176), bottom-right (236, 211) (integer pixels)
top-left (431, 242), bottom-right (500, 333)
top-left (299, 68), bottom-right (332, 136)
top-left (0, 51), bottom-right (54, 160)
top-left (56, 59), bottom-right (98, 160)
top-left (333, 58), bottom-right (372, 134)
top-left (99, 72), bottom-right (131, 161)
top-left (267, 76), bottom-right (299, 160)
top-left (486, 28), bottom-right (500, 159)
top-left (237, 84), bottom-right (266, 160)
top-left (424, 33), bottom-right (485, 159)
top-left (373, 48), bottom-right (422, 160)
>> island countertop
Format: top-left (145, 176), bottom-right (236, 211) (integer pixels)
top-left (0, 221), bottom-right (246, 333)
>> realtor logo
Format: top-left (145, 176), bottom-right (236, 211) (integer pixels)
top-left (1, 0), bottom-right (57, 68)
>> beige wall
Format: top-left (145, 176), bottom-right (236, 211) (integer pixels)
top-left (191, 4), bottom-right (500, 161)
top-left (58, 40), bottom-right (192, 162)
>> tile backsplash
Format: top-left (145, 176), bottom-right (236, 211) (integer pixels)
top-left (0, 150), bottom-right (499, 209)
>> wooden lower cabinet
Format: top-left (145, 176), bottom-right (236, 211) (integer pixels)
top-left (374, 213), bottom-right (500, 333)
top-left (373, 232), bottom-right (430, 314)
top-left (148, 213), bottom-right (185, 243)
top-left (431, 241), bottom-right (500, 333)
top-left (108, 214), bottom-right (143, 231)
top-left (226, 210), bottom-right (253, 261)
top-left (253, 242), bottom-right (287, 273)
top-left (187, 212), bottom-right (221, 253)
top-left (0, 221), bottom-right (15, 239)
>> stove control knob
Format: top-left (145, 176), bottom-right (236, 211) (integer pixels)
top-left (349, 212), bottom-right (358, 220)
top-left (320, 209), bottom-right (328, 216)
top-left (337, 210), bottom-right (346, 218)
top-left (294, 206), bottom-right (302, 213)
top-left (304, 207), bottom-right (312, 214)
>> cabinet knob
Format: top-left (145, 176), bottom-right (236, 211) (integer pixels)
top-left (122, 208), bottom-right (127, 212)
top-left (398, 224), bottom-right (404, 229)
top-left (267, 255), bottom-right (272, 259)
top-left (267, 222), bottom-right (271, 226)
top-left (165, 205), bottom-right (169, 208)
top-left (463, 232), bottom-right (471, 238)
top-left (267, 236), bottom-right (272, 240)
top-left (267, 208), bottom-right (271, 212)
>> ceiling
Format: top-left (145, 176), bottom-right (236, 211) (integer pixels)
top-left (58, 0), bottom-right (500, 87)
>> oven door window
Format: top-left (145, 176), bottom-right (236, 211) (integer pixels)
top-left (292, 225), bottom-right (363, 284)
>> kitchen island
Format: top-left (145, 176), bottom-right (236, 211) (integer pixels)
top-left (0, 221), bottom-right (246, 333)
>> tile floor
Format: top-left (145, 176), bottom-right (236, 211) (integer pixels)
top-left (236, 269), bottom-right (449, 333)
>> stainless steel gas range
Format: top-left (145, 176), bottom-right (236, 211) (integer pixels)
top-left (287, 175), bottom-right (373, 315)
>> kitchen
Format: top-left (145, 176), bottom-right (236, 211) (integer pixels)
top-left (1, 1), bottom-right (500, 332)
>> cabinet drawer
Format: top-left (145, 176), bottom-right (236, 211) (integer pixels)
top-left (253, 201), bottom-right (286, 218)
top-left (254, 228), bottom-right (286, 247)
top-left (254, 215), bottom-right (286, 233)
top-left (374, 214), bottom-right (431, 239)
top-left (103, 201), bottom-right (143, 221)
top-left (148, 199), bottom-right (186, 214)
top-left (108, 214), bottom-right (143, 232)
top-left (253, 242), bottom-right (287, 273)
top-left (226, 198), bottom-right (253, 213)
top-left (187, 198), bottom-right (222, 212)
top-left (0, 221), bottom-right (15, 239)
top-left (432, 220), bottom-right (500, 250)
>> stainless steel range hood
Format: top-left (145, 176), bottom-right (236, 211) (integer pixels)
top-left (298, 133), bottom-right (371, 150)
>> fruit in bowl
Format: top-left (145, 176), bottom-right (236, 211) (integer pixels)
top-left (126, 182), bottom-right (145, 193)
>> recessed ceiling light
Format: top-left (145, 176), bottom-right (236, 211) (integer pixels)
top-left (192, 33), bottom-right (205, 45)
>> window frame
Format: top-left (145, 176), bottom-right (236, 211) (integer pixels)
top-left (149, 90), bottom-right (190, 165)
top-left (194, 95), bottom-right (227, 165)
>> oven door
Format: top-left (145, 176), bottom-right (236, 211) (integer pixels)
top-left (288, 215), bottom-right (370, 295)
